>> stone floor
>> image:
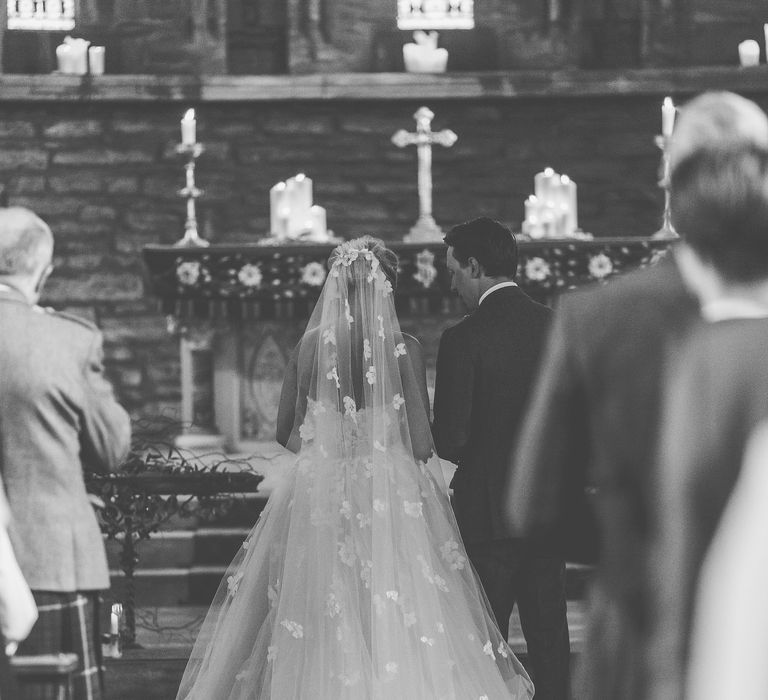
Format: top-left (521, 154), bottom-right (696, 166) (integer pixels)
top-left (104, 602), bottom-right (586, 699)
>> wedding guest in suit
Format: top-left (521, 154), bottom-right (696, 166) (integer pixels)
top-left (0, 480), bottom-right (37, 698)
top-left (0, 207), bottom-right (131, 700)
top-left (505, 92), bottom-right (768, 700)
top-left (686, 420), bottom-right (768, 700)
top-left (432, 217), bottom-right (568, 700)
top-left (649, 145), bottom-right (768, 700)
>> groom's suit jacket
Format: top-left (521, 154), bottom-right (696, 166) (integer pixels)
top-left (508, 253), bottom-right (699, 700)
top-left (0, 286), bottom-right (130, 591)
top-left (432, 284), bottom-right (551, 545)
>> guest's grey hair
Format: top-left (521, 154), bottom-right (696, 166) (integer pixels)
top-left (0, 207), bottom-right (53, 276)
top-left (669, 92), bottom-right (768, 173)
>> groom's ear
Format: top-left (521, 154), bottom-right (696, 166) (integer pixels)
top-left (467, 257), bottom-right (484, 279)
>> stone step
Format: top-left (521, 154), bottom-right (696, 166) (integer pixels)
top-left (109, 562), bottom-right (593, 607)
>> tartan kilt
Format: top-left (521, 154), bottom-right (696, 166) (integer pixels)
top-left (17, 591), bottom-right (104, 700)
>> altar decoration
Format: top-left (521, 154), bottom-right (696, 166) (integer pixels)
top-left (392, 106), bottom-right (457, 243)
top-left (174, 108), bottom-right (208, 247)
top-left (55, 36), bottom-right (90, 75)
top-left (522, 168), bottom-right (584, 239)
top-left (403, 31), bottom-right (448, 73)
top-left (397, 0), bottom-right (474, 30)
top-left (266, 173), bottom-right (338, 244)
top-left (144, 237), bottom-right (671, 323)
top-left (653, 96), bottom-right (679, 240)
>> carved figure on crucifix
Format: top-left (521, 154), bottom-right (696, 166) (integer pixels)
top-left (392, 106), bottom-right (457, 243)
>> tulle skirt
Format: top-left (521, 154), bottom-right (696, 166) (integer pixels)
top-left (176, 445), bottom-right (534, 700)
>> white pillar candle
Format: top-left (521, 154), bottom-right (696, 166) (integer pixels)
top-left (56, 44), bottom-right (72, 73)
top-left (739, 39), bottom-right (760, 67)
top-left (661, 97), bottom-right (676, 137)
top-left (764, 24), bottom-right (768, 62)
top-left (286, 173), bottom-right (313, 236)
top-left (269, 182), bottom-right (287, 235)
top-left (534, 167), bottom-right (557, 202)
top-left (310, 205), bottom-right (327, 239)
top-left (88, 46), bottom-right (105, 75)
top-left (181, 109), bottom-right (196, 146)
top-left (110, 611), bottom-right (119, 635)
top-left (560, 175), bottom-right (578, 236)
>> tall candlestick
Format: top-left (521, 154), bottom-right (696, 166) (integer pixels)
top-left (661, 97), bottom-right (676, 138)
top-left (181, 109), bottom-right (196, 146)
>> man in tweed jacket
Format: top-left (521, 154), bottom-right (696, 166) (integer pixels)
top-left (0, 207), bottom-right (131, 699)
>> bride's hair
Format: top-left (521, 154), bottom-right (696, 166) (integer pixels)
top-left (328, 235), bottom-right (399, 287)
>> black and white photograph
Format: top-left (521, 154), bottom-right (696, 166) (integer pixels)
top-left (1, 1), bottom-right (767, 698)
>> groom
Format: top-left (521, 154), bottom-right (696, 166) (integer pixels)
top-left (432, 217), bottom-right (569, 700)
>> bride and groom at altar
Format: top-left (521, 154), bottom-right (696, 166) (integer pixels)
top-left (176, 217), bottom-right (572, 699)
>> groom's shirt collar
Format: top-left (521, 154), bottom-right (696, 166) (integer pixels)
top-left (479, 281), bottom-right (518, 306)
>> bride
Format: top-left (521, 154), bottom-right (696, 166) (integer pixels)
top-left (176, 236), bottom-right (534, 699)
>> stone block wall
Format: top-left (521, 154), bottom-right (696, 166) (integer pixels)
top-left (0, 91), bottom-right (747, 424)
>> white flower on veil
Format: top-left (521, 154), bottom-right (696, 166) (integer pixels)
top-left (394, 342), bottom-right (407, 358)
top-left (366, 366), bottom-right (377, 385)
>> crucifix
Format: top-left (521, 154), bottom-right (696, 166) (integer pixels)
top-left (392, 106), bottom-right (457, 242)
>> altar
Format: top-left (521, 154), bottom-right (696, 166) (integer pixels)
top-left (143, 236), bottom-right (669, 452)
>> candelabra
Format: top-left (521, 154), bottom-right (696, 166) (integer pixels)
top-left (174, 142), bottom-right (208, 247)
top-left (652, 135), bottom-right (678, 240)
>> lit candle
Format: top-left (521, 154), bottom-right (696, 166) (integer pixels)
top-left (535, 167), bottom-right (557, 202)
top-left (309, 205), bottom-right (327, 239)
top-left (110, 611), bottom-right (119, 636)
top-left (286, 173), bottom-right (313, 236)
top-left (181, 108), bottom-right (196, 146)
top-left (560, 175), bottom-right (578, 236)
top-left (269, 182), bottom-right (287, 235)
top-left (661, 97), bottom-right (676, 138)
top-left (524, 194), bottom-right (539, 222)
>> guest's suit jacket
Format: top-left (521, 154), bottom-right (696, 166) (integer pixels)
top-left (508, 253), bottom-right (699, 700)
top-left (432, 285), bottom-right (551, 544)
top-left (0, 287), bottom-right (130, 591)
top-left (650, 318), bottom-right (768, 700)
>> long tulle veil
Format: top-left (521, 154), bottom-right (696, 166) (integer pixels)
top-left (176, 237), bottom-right (534, 699)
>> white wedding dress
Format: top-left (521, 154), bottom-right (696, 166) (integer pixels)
top-left (176, 239), bottom-right (534, 700)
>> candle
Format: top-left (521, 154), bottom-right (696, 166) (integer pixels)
top-left (764, 24), bottom-right (768, 62)
top-left (286, 173), bottom-right (313, 236)
top-left (56, 44), bottom-right (72, 74)
top-left (661, 97), bottom-right (676, 138)
top-left (269, 182), bottom-right (287, 235)
top-left (534, 167), bottom-right (557, 202)
top-left (88, 46), bottom-right (105, 75)
top-left (181, 109), bottom-right (196, 146)
top-left (738, 39), bottom-right (760, 67)
top-left (310, 205), bottom-right (327, 239)
top-left (110, 611), bottom-right (119, 636)
top-left (560, 175), bottom-right (578, 236)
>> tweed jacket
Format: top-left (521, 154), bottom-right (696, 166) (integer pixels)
top-left (509, 253), bottom-right (699, 700)
top-left (432, 285), bottom-right (552, 544)
top-left (0, 287), bottom-right (130, 591)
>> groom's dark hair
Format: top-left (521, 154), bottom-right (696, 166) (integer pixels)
top-left (444, 217), bottom-right (518, 278)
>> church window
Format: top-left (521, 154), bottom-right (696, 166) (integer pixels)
top-left (7, 0), bottom-right (75, 31)
top-left (397, 0), bottom-right (474, 31)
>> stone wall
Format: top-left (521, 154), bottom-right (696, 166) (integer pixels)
top-left (0, 91), bottom-right (757, 424)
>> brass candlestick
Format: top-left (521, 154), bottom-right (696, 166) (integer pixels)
top-left (652, 135), bottom-right (679, 240)
top-left (174, 142), bottom-right (208, 247)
